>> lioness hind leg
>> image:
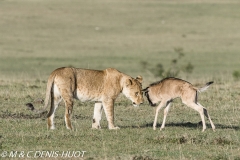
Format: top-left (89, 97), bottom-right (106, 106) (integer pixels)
top-left (64, 98), bottom-right (74, 130)
top-left (92, 102), bottom-right (103, 129)
top-left (47, 94), bottom-right (62, 130)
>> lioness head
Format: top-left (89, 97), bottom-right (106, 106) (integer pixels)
top-left (122, 76), bottom-right (144, 107)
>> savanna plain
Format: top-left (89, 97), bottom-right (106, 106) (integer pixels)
top-left (0, 0), bottom-right (240, 159)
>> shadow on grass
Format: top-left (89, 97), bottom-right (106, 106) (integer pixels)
top-left (1, 111), bottom-right (239, 131)
top-left (121, 122), bottom-right (240, 130)
top-left (0, 110), bottom-right (91, 120)
top-left (0, 110), bottom-right (47, 119)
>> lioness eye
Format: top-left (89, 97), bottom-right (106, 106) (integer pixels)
top-left (135, 92), bottom-right (139, 96)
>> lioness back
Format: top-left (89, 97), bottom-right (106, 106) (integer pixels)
top-left (52, 67), bottom-right (123, 102)
top-left (75, 68), bottom-right (106, 101)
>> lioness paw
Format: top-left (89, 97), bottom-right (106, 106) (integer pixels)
top-left (92, 124), bottom-right (101, 129)
top-left (109, 126), bottom-right (120, 130)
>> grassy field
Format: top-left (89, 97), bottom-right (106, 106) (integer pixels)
top-left (0, 0), bottom-right (240, 159)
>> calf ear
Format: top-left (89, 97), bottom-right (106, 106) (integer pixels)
top-left (136, 76), bottom-right (143, 84)
top-left (142, 87), bottom-right (148, 92)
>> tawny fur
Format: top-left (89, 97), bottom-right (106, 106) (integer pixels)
top-left (143, 77), bottom-right (215, 132)
top-left (30, 67), bottom-right (144, 130)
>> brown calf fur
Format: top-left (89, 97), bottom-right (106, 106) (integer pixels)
top-left (143, 77), bottom-right (215, 132)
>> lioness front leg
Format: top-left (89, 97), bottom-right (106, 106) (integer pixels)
top-left (102, 99), bottom-right (119, 130)
top-left (92, 102), bottom-right (103, 129)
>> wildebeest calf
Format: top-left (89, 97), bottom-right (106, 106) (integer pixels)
top-left (143, 77), bottom-right (215, 132)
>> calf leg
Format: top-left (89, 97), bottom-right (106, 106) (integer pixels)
top-left (153, 101), bottom-right (167, 130)
top-left (92, 102), bottom-right (103, 129)
top-left (160, 101), bottom-right (172, 130)
top-left (185, 102), bottom-right (207, 132)
top-left (197, 102), bottom-right (215, 131)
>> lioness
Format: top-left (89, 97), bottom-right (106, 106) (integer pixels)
top-left (30, 67), bottom-right (144, 130)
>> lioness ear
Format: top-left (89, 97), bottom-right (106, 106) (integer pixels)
top-left (136, 76), bottom-right (143, 84)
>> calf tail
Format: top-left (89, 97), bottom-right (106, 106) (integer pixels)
top-left (198, 81), bottom-right (214, 93)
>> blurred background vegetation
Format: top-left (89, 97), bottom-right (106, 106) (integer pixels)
top-left (0, 0), bottom-right (240, 85)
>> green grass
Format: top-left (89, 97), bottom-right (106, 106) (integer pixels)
top-left (0, 81), bottom-right (240, 159)
top-left (0, 0), bottom-right (240, 159)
